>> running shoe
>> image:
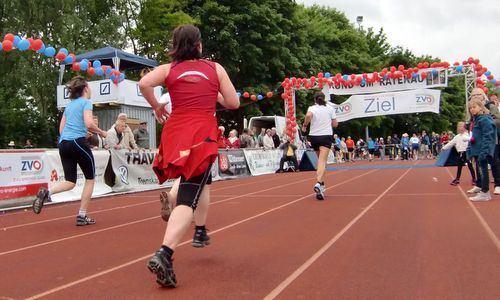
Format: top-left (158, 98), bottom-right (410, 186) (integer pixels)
top-left (192, 228), bottom-right (211, 248)
top-left (314, 182), bottom-right (324, 200)
top-left (76, 215), bottom-right (96, 226)
top-left (469, 192), bottom-right (491, 202)
top-left (32, 187), bottom-right (50, 214)
top-left (467, 186), bottom-right (481, 194)
top-left (160, 191), bottom-right (173, 222)
top-left (147, 248), bottom-right (177, 288)
top-left (450, 179), bottom-right (459, 186)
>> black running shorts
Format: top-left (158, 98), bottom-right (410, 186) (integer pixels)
top-left (58, 137), bottom-right (95, 183)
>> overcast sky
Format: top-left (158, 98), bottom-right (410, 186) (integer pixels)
top-left (297, 0), bottom-right (500, 79)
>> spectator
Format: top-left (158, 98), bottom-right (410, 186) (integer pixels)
top-left (113, 113), bottom-right (138, 150)
top-left (277, 136), bottom-right (299, 172)
top-left (257, 128), bottom-right (266, 147)
top-left (367, 137), bottom-right (375, 161)
top-left (134, 120), bottom-right (150, 149)
top-left (391, 134), bottom-right (401, 160)
top-left (421, 131), bottom-right (431, 159)
top-left (431, 131), bottom-right (440, 157)
top-left (251, 126), bottom-right (259, 146)
top-left (341, 137), bottom-right (348, 162)
top-left (333, 134), bottom-right (342, 162)
top-left (239, 128), bottom-right (255, 148)
top-left (105, 119), bottom-right (128, 150)
top-left (377, 137), bottom-right (385, 160)
top-left (410, 133), bottom-right (420, 160)
top-left (217, 126), bottom-right (227, 148)
top-left (7, 140), bottom-right (15, 149)
top-left (400, 133), bottom-right (410, 160)
top-left (263, 129), bottom-right (275, 149)
top-left (346, 136), bottom-right (355, 162)
top-left (86, 116), bottom-right (105, 149)
top-left (443, 121), bottom-right (476, 186)
top-left (271, 127), bottom-right (281, 148)
top-left (466, 99), bottom-right (496, 201)
top-left (24, 139), bottom-right (34, 149)
top-left (226, 129), bottom-right (240, 149)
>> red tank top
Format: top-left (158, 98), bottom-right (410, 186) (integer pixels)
top-left (165, 59), bottom-right (219, 113)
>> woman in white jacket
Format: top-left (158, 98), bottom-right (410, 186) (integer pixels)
top-left (442, 121), bottom-right (476, 186)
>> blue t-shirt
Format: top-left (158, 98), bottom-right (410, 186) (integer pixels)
top-left (367, 140), bottom-right (375, 149)
top-left (59, 97), bottom-right (92, 142)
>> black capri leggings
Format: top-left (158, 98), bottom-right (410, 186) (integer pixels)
top-left (59, 137), bottom-right (95, 183)
top-left (177, 164), bottom-right (212, 210)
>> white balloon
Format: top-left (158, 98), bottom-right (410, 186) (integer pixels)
top-left (159, 93), bottom-right (172, 114)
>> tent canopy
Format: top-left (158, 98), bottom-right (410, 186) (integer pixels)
top-left (63, 46), bottom-right (158, 70)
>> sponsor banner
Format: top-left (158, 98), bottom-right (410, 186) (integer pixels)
top-left (217, 149), bottom-right (251, 179)
top-left (329, 89), bottom-right (441, 123)
top-left (46, 149), bottom-right (112, 202)
top-left (109, 149), bottom-right (175, 192)
top-left (322, 68), bottom-right (447, 95)
top-left (0, 150), bottom-right (49, 200)
top-left (243, 149), bottom-right (282, 176)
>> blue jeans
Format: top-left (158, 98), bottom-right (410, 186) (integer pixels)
top-left (475, 156), bottom-right (494, 192)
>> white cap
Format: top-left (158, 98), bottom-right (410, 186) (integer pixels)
top-left (117, 113), bottom-right (128, 119)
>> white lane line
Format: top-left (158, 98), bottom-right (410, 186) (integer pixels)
top-left (263, 168), bottom-right (412, 300)
top-left (446, 168), bottom-right (500, 253)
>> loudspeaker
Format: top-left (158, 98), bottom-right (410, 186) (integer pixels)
top-left (299, 150), bottom-right (318, 171)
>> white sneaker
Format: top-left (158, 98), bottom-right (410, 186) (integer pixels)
top-left (494, 186), bottom-right (500, 195)
top-left (469, 192), bottom-right (491, 202)
top-left (313, 183), bottom-right (324, 200)
top-left (467, 186), bottom-right (482, 194)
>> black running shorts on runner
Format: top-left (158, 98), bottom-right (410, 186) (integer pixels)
top-left (309, 135), bottom-right (333, 151)
top-left (58, 137), bottom-right (95, 183)
top-left (177, 164), bottom-right (212, 210)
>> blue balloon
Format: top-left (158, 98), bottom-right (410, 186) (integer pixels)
top-left (95, 67), bottom-right (104, 76)
top-left (342, 74), bottom-right (349, 80)
top-left (110, 74), bottom-right (116, 81)
top-left (324, 72), bottom-right (331, 78)
top-left (412, 73), bottom-right (418, 79)
top-left (257, 94), bottom-right (263, 101)
top-left (80, 61), bottom-right (88, 71)
top-left (119, 73), bottom-right (125, 81)
top-left (64, 55), bottom-right (74, 64)
top-left (0, 43), bottom-right (3, 51)
top-left (58, 48), bottom-right (68, 55)
top-left (361, 79), bottom-right (367, 86)
top-left (237, 92), bottom-right (241, 97)
top-left (383, 74), bottom-right (389, 80)
top-left (17, 39), bottom-right (30, 51)
top-left (491, 79), bottom-right (497, 85)
top-left (13, 35), bottom-right (21, 47)
top-left (456, 65), bottom-right (463, 72)
top-left (431, 69), bottom-right (438, 76)
top-left (44, 46), bottom-right (56, 57)
top-left (485, 71), bottom-right (491, 76)
top-left (105, 67), bottom-right (112, 76)
top-left (92, 60), bottom-right (101, 68)
top-left (36, 43), bottom-right (45, 54)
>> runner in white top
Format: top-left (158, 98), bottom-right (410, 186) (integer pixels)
top-left (302, 92), bottom-right (338, 200)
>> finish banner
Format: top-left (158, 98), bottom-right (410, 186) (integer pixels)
top-left (329, 89), bottom-right (441, 122)
top-left (322, 68), bottom-right (447, 95)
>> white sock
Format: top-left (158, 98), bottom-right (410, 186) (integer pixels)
top-left (78, 209), bottom-right (86, 217)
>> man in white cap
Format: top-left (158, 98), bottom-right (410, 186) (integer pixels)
top-left (109, 113), bottom-right (138, 150)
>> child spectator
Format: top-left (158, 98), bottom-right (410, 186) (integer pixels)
top-left (442, 121), bottom-right (476, 186)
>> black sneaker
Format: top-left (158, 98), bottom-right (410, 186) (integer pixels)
top-left (147, 249), bottom-right (177, 288)
top-left (76, 215), bottom-right (96, 226)
top-left (192, 229), bottom-right (210, 248)
top-left (32, 187), bottom-right (50, 214)
top-left (160, 192), bottom-right (173, 222)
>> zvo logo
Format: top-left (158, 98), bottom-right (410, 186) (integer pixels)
top-left (21, 159), bottom-right (43, 173)
top-left (334, 103), bottom-right (352, 114)
top-left (416, 95), bottom-right (434, 105)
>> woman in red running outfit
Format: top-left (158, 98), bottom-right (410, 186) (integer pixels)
top-left (139, 24), bottom-right (239, 288)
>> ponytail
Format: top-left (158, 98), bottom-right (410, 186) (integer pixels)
top-left (314, 92), bottom-right (326, 106)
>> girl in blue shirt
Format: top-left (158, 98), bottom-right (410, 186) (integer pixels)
top-left (32, 76), bottom-right (107, 225)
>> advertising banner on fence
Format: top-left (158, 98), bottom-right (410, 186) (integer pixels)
top-left (217, 149), bottom-right (251, 179)
top-left (329, 88), bottom-right (441, 122)
top-left (322, 68), bottom-right (447, 95)
top-left (46, 149), bottom-right (112, 202)
top-left (109, 149), bottom-right (175, 192)
top-left (243, 149), bottom-right (282, 176)
top-left (0, 150), bottom-right (49, 200)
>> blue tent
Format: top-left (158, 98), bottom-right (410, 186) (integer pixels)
top-left (62, 46), bottom-right (157, 70)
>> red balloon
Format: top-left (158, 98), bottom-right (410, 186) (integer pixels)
top-left (266, 91), bottom-right (273, 98)
top-left (243, 92), bottom-right (250, 98)
top-left (32, 39), bottom-right (43, 51)
top-left (2, 40), bottom-right (13, 52)
top-left (72, 62), bottom-right (81, 71)
top-left (250, 95), bottom-right (257, 101)
top-left (496, 81), bottom-right (500, 87)
top-left (87, 67), bottom-right (96, 76)
top-left (55, 52), bottom-right (66, 61)
top-left (483, 87), bottom-right (489, 94)
top-left (27, 38), bottom-right (34, 50)
top-left (3, 33), bottom-right (14, 42)
top-left (397, 65), bottom-right (405, 71)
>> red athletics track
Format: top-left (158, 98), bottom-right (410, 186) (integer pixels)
top-left (1, 160), bottom-right (500, 299)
